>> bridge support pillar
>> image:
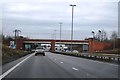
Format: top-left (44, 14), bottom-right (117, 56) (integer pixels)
top-left (16, 38), bottom-right (24, 50)
top-left (51, 40), bottom-right (55, 52)
top-left (88, 38), bottom-right (93, 53)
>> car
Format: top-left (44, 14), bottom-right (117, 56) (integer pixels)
top-left (31, 49), bottom-right (36, 53)
top-left (72, 50), bottom-right (79, 53)
top-left (35, 47), bottom-right (45, 56)
top-left (66, 50), bottom-right (71, 53)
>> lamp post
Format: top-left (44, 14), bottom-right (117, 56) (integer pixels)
top-left (52, 33), bottom-right (54, 39)
top-left (13, 29), bottom-right (21, 48)
top-left (70, 4), bottom-right (76, 52)
top-left (54, 30), bottom-right (57, 40)
top-left (92, 31), bottom-right (95, 39)
top-left (98, 30), bottom-right (101, 41)
top-left (59, 22), bottom-right (62, 47)
top-left (92, 31), bottom-right (95, 52)
top-left (59, 22), bottom-right (62, 41)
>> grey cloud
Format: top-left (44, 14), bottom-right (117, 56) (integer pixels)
top-left (2, 1), bottom-right (118, 39)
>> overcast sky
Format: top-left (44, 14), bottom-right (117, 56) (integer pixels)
top-left (2, 0), bottom-right (119, 40)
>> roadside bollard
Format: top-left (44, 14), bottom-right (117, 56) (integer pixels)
top-left (94, 56), bottom-right (97, 59)
top-left (101, 56), bottom-right (103, 60)
top-left (108, 57), bottom-right (111, 61)
top-left (118, 58), bottom-right (120, 62)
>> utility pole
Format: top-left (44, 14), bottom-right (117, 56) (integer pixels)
top-left (70, 4), bottom-right (76, 52)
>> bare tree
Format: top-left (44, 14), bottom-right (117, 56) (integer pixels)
top-left (110, 31), bottom-right (118, 49)
top-left (110, 31), bottom-right (118, 40)
top-left (94, 29), bottom-right (108, 41)
top-left (99, 30), bottom-right (107, 41)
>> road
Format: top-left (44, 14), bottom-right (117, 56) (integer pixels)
top-left (2, 52), bottom-right (119, 78)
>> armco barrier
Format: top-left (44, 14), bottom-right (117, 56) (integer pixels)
top-left (54, 51), bottom-right (120, 64)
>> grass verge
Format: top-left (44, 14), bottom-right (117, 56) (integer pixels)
top-left (2, 45), bottom-right (31, 65)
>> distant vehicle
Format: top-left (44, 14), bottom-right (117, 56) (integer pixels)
top-left (35, 47), bottom-right (45, 56)
top-left (72, 50), bottom-right (79, 53)
top-left (43, 48), bottom-right (50, 52)
top-left (66, 50), bottom-right (79, 53)
top-left (66, 50), bottom-right (71, 53)
top-left (31, 49), bottom-right (36, 53)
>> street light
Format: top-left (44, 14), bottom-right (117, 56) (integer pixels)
top-left (59, 22), bottom-right (62, 47)
top-left (54, 30), bottom-right (57, 40)
top-left (98, 30), bottom-right (101, 41)
top-left (52, 33), bottom-right (54, 39)
top-left (13, 29), bottom-right (21, 48)
top-left (92, 31), bottom-right (95, 52)
top-left (70, 4), bottom-right (76, 52)
top-left (59, 22), bottom-right (62, 40)
top-left (92, 31), bottom-right (95, 39)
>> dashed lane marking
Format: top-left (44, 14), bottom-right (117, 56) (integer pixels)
top-left (72, 67), bottom-right (79, 71)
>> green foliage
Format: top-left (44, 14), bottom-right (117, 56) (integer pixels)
top-left (2, 45), bottom-right (30, 65)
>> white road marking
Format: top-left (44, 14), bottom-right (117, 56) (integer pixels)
top-left (72, 67), bottom-right (79, 71)
top-left (0, 53), bottom-right (34, 79)
top-left (105, 63), bottom-right (118, 66)
top-left (88, 59), bottom-right (118, 67)
top-left (60, 62), bottom-right (63, 63)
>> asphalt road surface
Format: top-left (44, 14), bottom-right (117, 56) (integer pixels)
top-left (2, 52), bottom-right (119, 78)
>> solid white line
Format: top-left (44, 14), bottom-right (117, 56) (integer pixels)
top-left (72, 67), bottom-right (79, 71)
top-left (0, 53), bottom-right (34, 79)
top-left (105, 63), bottom-right (118, 66)
top-left (88, 59), bottom-right (118, 67)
